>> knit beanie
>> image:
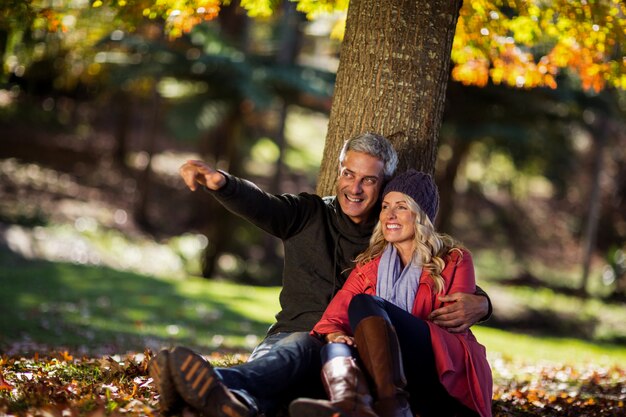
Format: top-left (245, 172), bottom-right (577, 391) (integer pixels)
top-left (382, 169), bottom-right (439, 223)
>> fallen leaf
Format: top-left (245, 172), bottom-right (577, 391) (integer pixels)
top-left (0, 371), bottom-right (14, 391)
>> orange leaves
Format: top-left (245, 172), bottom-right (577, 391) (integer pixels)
top-left (164, 1), bottom-right (221, 39)
top-left (452, 42), bottom-right (560, 90)
top-left (545, 41), bottom-right (610, 92)
top-left (59, 350), bottom-right (74, 362)
top-left (491, 360), bottom-right (626, 416)
top-left (37, 8), bottom-right (64, 32)
top-left (129, 0), bottom-right (221, 39)
top-left (0, 372), bottom-right (14, 391)
top-left (452, 59), bottom-right (490, 87)
top-left (0, 355), bottom-right (13, 392)
top-left (1, 351), bottom-right (625, 416)
top-left (0, 351), bottom-right (157, 416)
top-left (452, 0), bottom-right (626, 92)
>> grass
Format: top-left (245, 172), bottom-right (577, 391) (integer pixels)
top-left (2, 248), bottom-right (626, 369)
top-left (2, 247), bottom-right (626, 417)
top-left (474, 327), bottom-right (626, 367)
top-left (0, 249), bottom-right (278, 355)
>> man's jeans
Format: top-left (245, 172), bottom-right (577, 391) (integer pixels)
top-left (214, 331), bottom-right (324, 415)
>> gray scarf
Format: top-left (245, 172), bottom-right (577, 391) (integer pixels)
top-left (376, 244), bottom-right (422, 312)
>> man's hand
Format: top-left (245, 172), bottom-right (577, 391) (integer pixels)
top-left (428, 292), bottom-right (489, 333)
top-left (179, 160), bottom-right (226, 191)
top-left (326, 332), bottom-right (356, 346)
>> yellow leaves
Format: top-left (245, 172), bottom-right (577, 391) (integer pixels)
top-left (163, 1), bottom-right (221, 39)
top-left (617, 74), bottom-right (626, 90)
top-left (507, 16), bottom-right (540, 45)
top-left (295, 0), bottom-right (349, 20)
top-left (453, 0), bottom-right (626, 92)
top-left (116, 1), bottom-right (221, 38)
top-left (545, 40), bottom-right (610, 92)
top-left (240, 0), bottom-right (275, 18)
top-left (330, 16), bottom-right (346, 41)
top-left (490, 49), bottom-right (541, 89)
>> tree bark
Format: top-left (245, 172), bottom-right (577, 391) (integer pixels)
top-left (113, 90), bottom-right (131, 168)
top-left (133, 81), bottom-right (161, 232)
top-left (272, 0), bottom-right (305, 193)
top-left (316, 0), bottom-right (462, 196)
top-left (200, 107), bottom-right (243, 278)
top-left (580, 116), bottom-right (608, 294)
top-left (0, 30), bottom-right (8, 82)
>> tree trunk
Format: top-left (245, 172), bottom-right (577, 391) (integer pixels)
top-left (133, 81), bottom-right (161, 232)
top-left (316, 0), bottom-right (462, 196)
top-left (580, 116), bottom-right (608, 293)
top-left (0, 29), bottom-right (8, 82)
top-left (271, 0), bottom-right (305, 193)
top-left (113, 90), bottom-right (131, 168)
top-left (200, 107), bottom-right (244, 278)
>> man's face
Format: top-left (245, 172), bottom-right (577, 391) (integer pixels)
top-left (336, 150), bottom-right (385, 224)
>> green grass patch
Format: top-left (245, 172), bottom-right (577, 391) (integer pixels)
top-left (474, 326), bottom-right (626, 367)
top-left (2, 248), bottom-right (625, 369)
top-left (0, 250), bottom-right (280, 354)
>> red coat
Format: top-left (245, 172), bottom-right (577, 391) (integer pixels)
top-left (313, 249), bottom-right (493, 417)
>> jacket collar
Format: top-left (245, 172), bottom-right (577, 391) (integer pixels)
top-left (325, 196), bottom-right (378, 242)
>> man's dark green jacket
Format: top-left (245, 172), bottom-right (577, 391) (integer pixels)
top-left (210, 172), bottom-right (377, 335)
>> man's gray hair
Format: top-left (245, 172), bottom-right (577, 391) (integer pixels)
top-left (339, 132), bottom-right (398, 179)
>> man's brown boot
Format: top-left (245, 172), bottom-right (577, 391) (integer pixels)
top-left (148, 349), bottom-right (185, 416)
top-left (168, 346), bottom-right (255, 417)
top-left (354, 316), bottom-right (413, 417)
top-left (289, 355), bottom-right (378, 417)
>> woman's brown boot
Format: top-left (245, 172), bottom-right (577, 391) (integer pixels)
top-left (354, 316), bottom-right (413, 417)
top-left (289, 355), bottom-right (378, 417)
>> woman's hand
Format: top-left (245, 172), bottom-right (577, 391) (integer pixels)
top-left (326, 332), bottom-right (356, 346)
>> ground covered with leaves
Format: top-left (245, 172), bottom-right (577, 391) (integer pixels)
top-left (1, 350), bottom-right (624, 417)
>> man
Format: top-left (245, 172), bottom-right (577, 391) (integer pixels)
top-left (151, 132), bottom-right (490, 417)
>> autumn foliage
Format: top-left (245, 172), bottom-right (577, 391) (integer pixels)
top-left (452, 0), bottom-right (626, 92)
top-left (1, 351), bottom-right (625, 417)
top-left (7, 0), bottom-right (624, 94)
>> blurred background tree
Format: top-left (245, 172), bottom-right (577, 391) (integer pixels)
top-left (0, 0), bottom-right (624, 303)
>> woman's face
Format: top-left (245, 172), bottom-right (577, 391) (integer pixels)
top-left (380, 191), bottom-right (417, 247)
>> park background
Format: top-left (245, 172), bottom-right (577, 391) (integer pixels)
top-left (0, 0), bottom-right (625, 416)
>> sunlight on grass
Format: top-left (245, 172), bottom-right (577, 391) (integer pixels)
top-left (2, 249), bottom-right (625, 369)
top-left (179, 278), bottom-right (280, 323)
top-left (475, 326), bottom-right (626, 367)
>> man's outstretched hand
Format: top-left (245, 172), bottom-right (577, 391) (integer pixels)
top-left (428, 292), bottom-right (489, 333)
top-left (179, 160), bottom-right (226, 191)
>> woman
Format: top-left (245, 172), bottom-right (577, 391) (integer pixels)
top-left (290, 170), bottom-right (492, 417)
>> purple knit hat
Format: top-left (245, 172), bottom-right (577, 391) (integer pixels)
top-left (382, 169), bottom-right (439, 223)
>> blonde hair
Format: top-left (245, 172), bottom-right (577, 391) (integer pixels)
top-left (355, 194), bottom-right (462, 293)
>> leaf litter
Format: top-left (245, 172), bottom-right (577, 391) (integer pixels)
top-left (0, 350), bottom-right (624, 416)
